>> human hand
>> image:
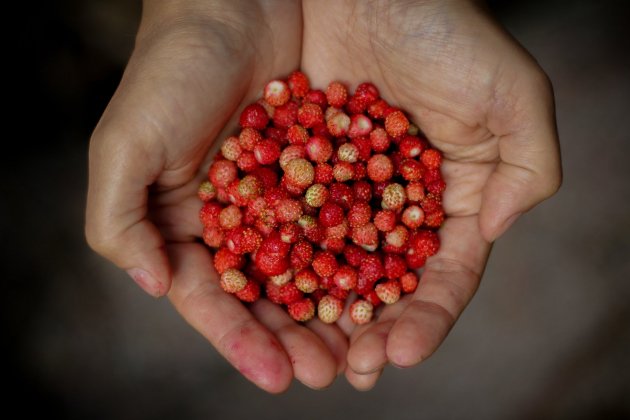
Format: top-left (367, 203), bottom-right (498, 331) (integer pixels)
top-left (86, 0), bottom-right (348, 392)
top-left (301, 0), bottom-right (561, 389)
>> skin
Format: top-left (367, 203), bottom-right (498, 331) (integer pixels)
top-left (86, 0), bottom-right (561, 392)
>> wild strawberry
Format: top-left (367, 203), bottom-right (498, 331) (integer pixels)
top-left (374, 210), bottom-right (396, 232)
top-left (273, 101), bottom-right (299, 128)
top-left (291, 238), bottom-right (313, 262)
top-left (421, 148), bottom-right (442, 169)
top-left (265, 280), bottom-right (284, 304)
top-left (381, 183), bottom-right (406, 210)
top-left (349, 299), bottom-right (374, 325)
top-left (226, 226), bottom-right (262, 254)
top-left (351, 135), bottom-right (372, 161)
top-left (424, 209), bottom-right (445, 228)
top-left (208, 160), bottom-right (238, 188)
top-left (287, 71), bottom-right (310, 98)
top-left (226, 179), bottom-right (248, 207)
top-left (325, 217), bottom-right (349, 238)
top-left (343, 244), bottom-right (367, 267)
top-left (333, 161), bottom-right (354, 182)
top-left (220, 268), bottom-right (248, 293)
top-left (383, 254), bottom-right (407, 279)
top-left (333, 265), bottom-right (358, 290)
top-left (202, 226), bottom-right (223, 248)
top-left (372, 181), bottom-right (389, 198)
top-left (400, 272), bottom-right (419, 293)
top-left (320, 237), bottom-right (346, 254)
top-left (420, 194), bottom-right (442, 214)
top-left (219, 205), bottom-right (242, 230)
top-left (304, 89), bottom-right (327, 108)
top-left (312, 251), bottom-right (338, 277)
top-left (314, 163), bottom-right (334, 184)
top-left (255, 249), bottom-right (290, 276)
top-left (327, 184), bottom-right (353, 211)
top-left (326, 81), bottom-right (348, 108)
top-left (363, 289), bottom-right (383, 307)
top-left (199, 201), bottom-right (222, 227)
top-left (257, 98), bottom-right (275, 119)
top-left (399, 135), bottom-right (424, 158)
top-left (264, 186), bottom-right (289, 208)
top-left (422, 168), bottom-right (442, 185)
top-left (347, 202), bottom-right (372, 228)
top-left (305, 184), bottom-right (328, 208)
top-left (400, 159), bottom-right (424, 182)
top-left (402, 205), bottom-right (425, 229)
top-left (327, 111), bottom-right (350, 137)
top-left (287, 124), bottom-right (309, 145)
top-left (406, 182), bottom-right (426, 203)
top-left (284, 158), bottom-right (315, 189)
top-left (328, 285), bottom-right (349, 301)
top-left (370, 127), bottom-right (390, 153)
top-left (351, 222), bottom-right (379, 249)
top-left (318, 202), bottom-right (345, 227)
top-left (264, 79), bottom-right (291, 107)
top-left (306, 136), bottom-right (333, 163)
top-left (318, 295), bottom-right (344, 324)
top-left (352, 162), bottom-right (366, 181)
top-left (278, 144), bottom-right (306, 170)
top-left (274, 199), bottom-right (303, 223)
top-left (237, 175), bottom-right (263, 200)
top-left (252, 167), bottom-right (278, 190)
top-left (368, 98), bottom-right (389, 119)
top-left (367, 154), bottom-right (394, 182)
top-left (426, 179), bottom-right (446, 195)
top-left (408, 230), bottom-right (440, 258)
top-left (337, 143), bottom-right (359, 163)
top-left (348, 114), bottom-right (373, 138)
top-left (213, 247), bottom-right (244, 274)
top-left (288, 298), bottom-right (315, 322)
top-left (269, 268), bottom-right (294, 287)
top-left (354, 82), bottom-right (380, 106)
top-left (253, 139), bottom-right (281, 165)
top-left (221, 136), bottom-right (242, 161)
top-left (240, 103), bottom-right (269, 130)
top-left (294, 268), bottom-right (320, 293)
top-left (345, 95), bottom-right (365, 114)
top-left (375, 280), bottom-right (401, 304)
top-left (352, 181), bottom-right (372, 202)
top-left (197, 180), bottom-right (217, 202)
top-left (238, 127), bottom-right (262, 151)
top-left (236, 151), bottom-right (259, 173)
top-left (385, 225), bottom-right (409, 249)
top-left (235, 280), bottom-right (261, 302)
top-left (358, 254), bottom-right (385, 285)
top-left (384, 109), bottom-right (409, 138)
top-left (298, 103), bottom-right (324, 128)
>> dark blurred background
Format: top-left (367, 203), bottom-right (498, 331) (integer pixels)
top-left (3, 0), bottom-right (629, 419)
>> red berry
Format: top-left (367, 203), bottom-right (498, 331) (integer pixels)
top-left (304, 89), bottom-right (327, 108)
top-left (351, 222), bottom-right (379, 250)
top-left (221, 136), bottom-right (242, 161)
top-left (384, 109), bottom-right (409, 138)
top-left (287, 124), bottom-right (309, 145)
top-left (367, 99), bottom-right (389, 119)
top-left (351, 135), bottom-right (372, 161)
top-left (279, 144), bottom-right (306, 170)
top-left (319, 202), bottom-right (345, 227)
top-left (384, 254), bottom-right (407, 279)
top-left (298, 103), bottom-right (324, 128)
top-left (288, 298), bottom-right (315, 322)
top-left (367, 154), bottom-right (394, 182)
top-left (326, 81), bottom-right (348, 108)
top-left (421, 148), bottom-right (443, 169)
top-left (327, 111), bottom-right (350, 137)
top-left (408, 230), bottom-right (440, 258)
top-left (328, 182), bottom-right (354, 210)
top-left (306, 136), bottom-right (333, 163)
top-left (358, 254), bottom-right (384, 285)
top-left (208, 160), bottom-right (237, 188)
top-left (255, 249), bottom-right (290, 276)
top-left (226, 226), bottom-right (262, 254)
top-left (273, 101), bottom-right (299, 128)
top-left (399, 135), bottom-right (424, 158)
top-left (406, 182), bottom-right (426, 202)
top-left (400, 159), bottom-right (424, 182)
top-left (400, 272), bottom-right (419, 293)
top-left (235, 280), bottom-right (261, 302)
top-left (305, 184), bottom-right (329, 207)
top-left (219, 205), bottom-right (242, 230)
top-left (352, 181), bottom-right (372, 202)
top-left (264, 79), bottom-right (291, 107)
top-left (333, 161), bottom-right (355, 182)
top-left (275, 199), bottom-right (303, 223)
top-left (236, 151), bottom-right (259, 172)
top-left (370, 127), bottom-right (390, 153)
top-left (343, 244), bottom-right (367, 267)
top-left (375, 280), bottom-right (401, 304)
top-left (239, 103), bottom-right (269, 130)
top-left (333, 265), bottom-right (358, 290)
top-left (202, 226), bottom-right (223, 248)
top-left (294, 268), bottom-right (320, 293)
top-left (239, 127), bottom-right (262, 151)
top-left (287, 71), bottom-right (310, 98)
top-left (424, 209), bottom-right (445, 228)
top-left (253, 139), bottom-right (281, 165)
top-left (348, 114), bottom-right (373, 138)
top-left (197, 180), bottom-right (217, 202)
top-left (279, 281), bottom-right (303, 304)
top-left (284, 158), bottom-right (315, 189)
top-left (314, 163), bottom-right (334, 184)
top-left (402, 205), bottom-right (425, 229)
top-left (347, 202), bottom-right (372, 228)
top-left (213, 247), bottom-right (245, 274)
top-left (199, 201), bottom-right (222, 227)
top-left (312, 251), bottom-right (338, 277)
top-left (426, 179), bottom-right (446, 195)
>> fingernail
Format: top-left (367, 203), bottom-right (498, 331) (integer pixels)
top-left (127, 268), bottom-right (163, 297)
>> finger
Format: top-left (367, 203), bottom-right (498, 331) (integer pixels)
top-left (386, 215), bottom-right (490, 367)
top-left (344, 366), bottom-right (383, 391)
top-left (305, 320), bottom-right (349, 375)
top-left (480, 70), bottom-right (562, 241)
top-left (167, 243), bottom-right (293, 393)
top-left (249, 300), bottom-right (338, 389)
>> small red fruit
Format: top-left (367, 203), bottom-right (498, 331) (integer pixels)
top-left (264, 80), bottom-right (291, 107)
top-left (239, 103), bottom-right (269, 130)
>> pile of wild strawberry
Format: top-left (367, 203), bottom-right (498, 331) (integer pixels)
top-left (198, 71), bottom-right (444, 325)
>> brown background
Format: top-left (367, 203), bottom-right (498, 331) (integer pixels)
top-left (3, 0), bottom-right (629, 418)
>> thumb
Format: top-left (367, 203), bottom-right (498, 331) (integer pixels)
top-left (479, 72), bottom-right (562, 242)
top-left (86, 113), bottom-right (171, 297)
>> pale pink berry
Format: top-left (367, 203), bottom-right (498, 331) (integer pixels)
top-left (375, 280), bottom-right (401, 304)
top-left (317, 295), bottom-right (344, 324)
top-left (402, 205), bottom-right (425, 229)
top-left (327, 112), bottom-right (351, 137)
top-left (349, 299), bottom-right (374, 325)
top-left (337, 143), bottom-right (359, 163)
top-left (221, 136), bottom-right (242, 161)
top-left (305, 184), bottom-right (329, 208)
top-left (381, 183), bottom-right (406, 210)
top-left (348, 114), bottom-right (373, 138)
top-left (220, 268), bottom-right (247, 293)
top-left (284, 158), bottom-right (315, 188)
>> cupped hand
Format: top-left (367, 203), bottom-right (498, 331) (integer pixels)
top-left (301, 0), bottom-right (561, 389)
top-left (86, 0), bottom-right (348, 392)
